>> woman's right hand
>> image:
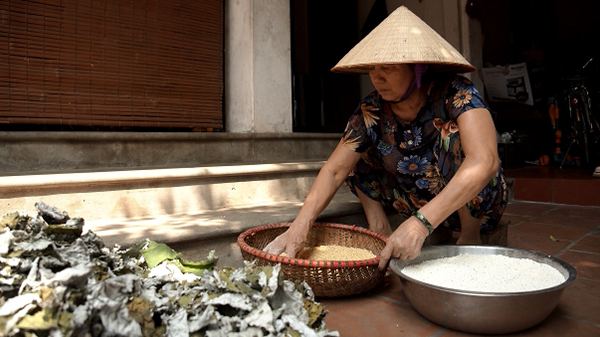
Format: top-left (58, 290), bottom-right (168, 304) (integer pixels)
top-left (262, 221), bottom-right (310, 257)
top-left (263, 141), bottom-right (361, 257)
top-left (378, 216), bottom-right (429, 270)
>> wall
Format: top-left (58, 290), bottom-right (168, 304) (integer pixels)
top-left (224, 0), bottom-right (292, 133)
top-left (225, 0), bottom-right (483, 132)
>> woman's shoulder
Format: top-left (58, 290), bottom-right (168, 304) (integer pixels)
top-left (430, 74), bottom-right (475, 90)
top-left (428, 74), bottom-right (483, 102)
top-left (426, 73), bottom-right (487, 119)
top-left (354, 90), bottom-right (385, 120)
top-left (360, 90), bottom-right (383, 106)
top-left (448, 75), bottom-right (480, 93)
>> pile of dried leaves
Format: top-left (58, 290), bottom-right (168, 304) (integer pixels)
top-left (0, 203), bottom-right (339, 337)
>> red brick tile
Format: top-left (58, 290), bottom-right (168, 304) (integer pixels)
top-left (501, 214), bottom-right (533, 226)
top-left (320, 295), bottom-right (440, 337)
top-left (512, 178), bottom-right (553, 203)
top-left (570, 236), bottom-right (600, 254)
top-left (546, 205), bottom-right (600, 219)
top-left (497, 313), bottom-right (599, 337)
top-left (554, 180), bottom-right (600, 206)
top-left (557, 251), bottom-right (600, 281)
top-left (372, 273), bottom-right (410, 304)
top-left (507, 233), bottom-right (571, 256)
top-left (316, 200), bottom-right (600, 337)
top-left (505, 167), bottom-right (595, 180)
top-left (504, 202), bottom-right (557, 217)
top-left (509, 222), bottom-right (590, 241)
top-left (554, 278), bottom-right (600, 325)
top-left (439, 313), bottom-right (600, 336)
top-left (529, 213), bottom-right (600, 228)
top-left (440, 329), bottom-right (486, 337)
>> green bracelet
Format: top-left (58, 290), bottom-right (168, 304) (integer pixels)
top-left (414, 212), bottom-right (434, 235)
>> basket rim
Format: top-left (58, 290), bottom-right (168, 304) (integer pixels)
top-left (237, 222), bottom-right (388, 269)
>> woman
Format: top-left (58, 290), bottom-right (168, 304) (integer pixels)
top-left (264, 6), bottom-right (508, 270)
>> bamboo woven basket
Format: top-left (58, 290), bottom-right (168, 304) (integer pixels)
top-left (237, 222), bottom-right (388, 297)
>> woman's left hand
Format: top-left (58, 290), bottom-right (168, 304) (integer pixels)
top-left (378, 216), bottom-right (430, 270)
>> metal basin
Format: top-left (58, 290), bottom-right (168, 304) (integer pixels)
top-left (389, 245), bottom-right (577, 335)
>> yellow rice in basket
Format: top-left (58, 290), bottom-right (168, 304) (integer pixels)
top-left (282, 245), bottom-right (376, 261)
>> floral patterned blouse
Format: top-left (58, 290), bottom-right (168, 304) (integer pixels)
top-left (342, 74), bottom-right (508, 232)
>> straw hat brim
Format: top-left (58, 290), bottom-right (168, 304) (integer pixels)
top-left (332, 62), bottom-right (476, 74)
top-left (331, 6), bottom-right (476, 74)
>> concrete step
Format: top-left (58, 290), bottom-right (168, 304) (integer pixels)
top-left (0, 132), bottom-right (376, 267)
top-left (86, 188), bottom-right (365, 268)
top-left (0, 161), bottom-right (369, 268)
top-left (0, 161), bottom-right (328, 221)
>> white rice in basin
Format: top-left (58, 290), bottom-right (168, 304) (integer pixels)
top-left (401, 254), bottom-right (567, 293)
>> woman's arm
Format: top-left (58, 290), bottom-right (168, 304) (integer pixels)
top-left (263, 141), bottom-right (362, 257)
top-left (418, 107), bottom-right (499, 225)
top-left (379, 107), bottom-right (499, 268)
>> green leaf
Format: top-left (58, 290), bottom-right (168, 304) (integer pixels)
top-left (0, 316), bottom-right (10, 333)
top-left (141, 240), bottom-right (180, 268)
top-left (285, 327), bottom-right (302, 337)
top-left (246, 268), bottom-right (262, 284)
top-left (180, 250), bottom-right (218, 269)
top-left (233, 281), bottom-right (260, 296)
top-left (58, 311), bottom-right (73, 334)
top-left (304, 298), bottom-right (325, 327)
top-left (171, 250), bottom-right (218, 276)
top-left (0, 212), bottom-right (20, 230)
top-left (17, 308), bottom-right (58, 330)
top-left (218, 270), bottom-right (240, 292)
top-left (178, 295), bottom-right (192, 307)
top-left (124, 239), bottom-right (150, 257)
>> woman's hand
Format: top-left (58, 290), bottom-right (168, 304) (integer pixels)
top-left (378, 216), bottom-right (430, 270)
top-left (262, 221), bottom-right (310, 257)
top-left (264, 141), bottom-right (362, 257)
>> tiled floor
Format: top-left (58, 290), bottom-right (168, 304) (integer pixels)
top-left (319, 201), bottom-right (600, 337)
top-left (505, 166), bottom-right (600, 206)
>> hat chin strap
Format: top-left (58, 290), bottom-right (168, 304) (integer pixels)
top-left (388, 79), bottom-right (416, 104)
top-left (387, 64), bottom-right (427, 104)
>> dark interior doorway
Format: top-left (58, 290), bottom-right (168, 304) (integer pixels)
top-left (290, 0), bottom-right (362, 133)
top-left (473, 0), bottom-right (600, 167)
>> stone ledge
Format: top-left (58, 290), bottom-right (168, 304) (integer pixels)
top-left (0, 161), bottom-right (328, 222)
top-left (0, 131), bottom-right (341, 141)
top-left (85, 188), bottom-right (363, 248)
top-left (0, 161), bottom-right (326, 191)
top-left (0, 131), bottom-right (341, 173)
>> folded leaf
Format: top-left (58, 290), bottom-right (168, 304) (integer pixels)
top-left (141, 241), bottom-right (180, 268)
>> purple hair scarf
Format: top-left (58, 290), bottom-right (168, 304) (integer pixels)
top-left (415, 64), bottom-right (428, 88)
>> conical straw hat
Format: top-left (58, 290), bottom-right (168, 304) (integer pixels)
top-left (331, 6), bottom-right (475, 74)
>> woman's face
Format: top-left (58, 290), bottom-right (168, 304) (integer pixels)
top-left (368, 64), bottom-right (414, 101)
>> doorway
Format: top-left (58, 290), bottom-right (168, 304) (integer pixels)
top-left (290, 0), bottom-right (363, 133)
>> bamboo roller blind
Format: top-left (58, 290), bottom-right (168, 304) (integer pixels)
top-left (0, 0), bottom-right (224, 129)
